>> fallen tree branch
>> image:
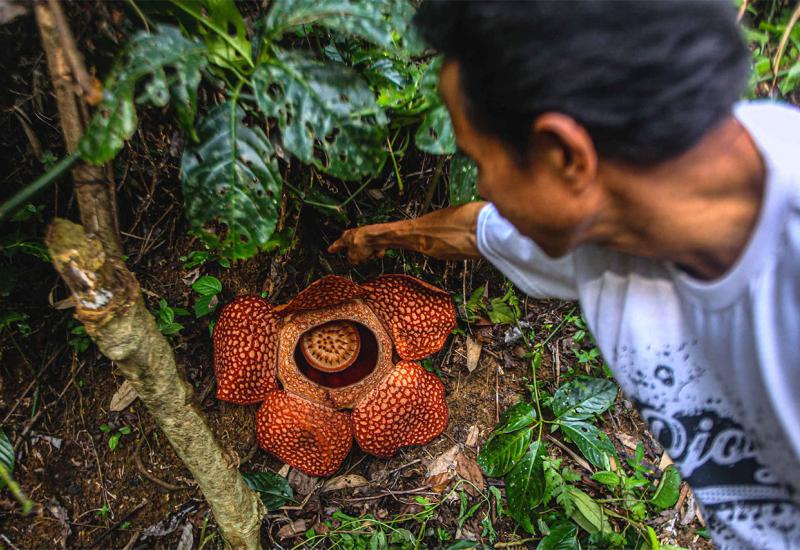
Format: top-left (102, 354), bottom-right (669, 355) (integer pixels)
top-left (46, 220), bottom-right (265, 548)
top-left (35, 0), bottom-right (121, 258)
top-left (34, 2), bottom-right (266, 547)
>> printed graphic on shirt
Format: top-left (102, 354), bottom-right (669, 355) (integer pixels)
top-left (612, 344), bottom-right (800, 550)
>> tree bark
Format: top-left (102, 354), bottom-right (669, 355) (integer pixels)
top-left (35, 0), bottom-right (122, 258)
top-left (46, 220), bottom-right (265, 548)
top-left (35, 2), bottom-right (266, 547)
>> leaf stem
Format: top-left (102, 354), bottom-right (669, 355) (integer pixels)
top-left (386, 135), bottom-right (404, 193)
top-left (171, 0), bottom-right (254, 69)
top-left (0, 152), bottom-right (80, 221)
top-left (0, 462), bottom-right (34, 514)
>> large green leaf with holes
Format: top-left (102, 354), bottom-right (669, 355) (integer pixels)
top-left (181, 101), bottom-right (282, 260)
top-left (551, 376), bottom-right (618, 421)
top-left (253, 49), bottom-right (387, 180)
top-left (506, 439), bottom-right (546, 533)
top-left (265, 0), bottom-right (423, 57)
top-left (414, 58), bottom-right (456, 155)
top-left (449, 153), bottom-right (479, 206)
top-left (79, 25), bottom-right (207, 163)
top-left (171, 0), bottom-right (251, 72)
top-left (560, 420), bottom-right (618, 470)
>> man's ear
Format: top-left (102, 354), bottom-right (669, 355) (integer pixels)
top-left (532, 113), bottom-right (598, 191)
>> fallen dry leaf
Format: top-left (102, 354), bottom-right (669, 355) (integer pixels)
top-left (616, 432), bottom-right (639, 451)
top-left (425, 445), bottom-right (460, 492)
top-left (465, 336), bottom-right (482, 373)
top-left (658, 451), bottom-right (674, 470)
top-left (109, 380), bottom-right (138, 412)
top-left (321, 474), bottom-right (369, 493)
top-left (277, 519), bottom-right (306, 539)
top-left (288, 468), bottom-right (318, 495)
top-left (465, 425), bottom-right (481, 447)
top-left (456, 452), bottom-right (485, 495)
top-left (426, 445), bottom-right (460, 478)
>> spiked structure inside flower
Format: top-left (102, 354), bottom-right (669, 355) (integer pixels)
top-left (300, 321), bottom-right (361, 373)
top-left (213, 275), bottom-right (455, 476)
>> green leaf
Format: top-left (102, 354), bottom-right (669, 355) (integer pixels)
top-left (415, 103), bottom-right (456, 155)
top-left (779, 60), bottom-right (800, 95)
top-left (651, 465), bottom-right (681, 510)
top-left (496, 402), bottom-right (537, 434)
top-left (108, 432), bottom-right (121, 451)
top-left (254, 49), bottom-right (388, 181)
top-left (172, 0), bottom-right (251, 72)
top-left (486, 298), bottom-right (516, 325)
top-left (506, 440), bottom-right (546, 533)
top-left (79, 26), bottom-right (206, 163)
top-left (241, 471), bottom-right (294, 510)
top-left (265, 0), bottom-right (423, 57)
top-left (645, 526), bottom-right (661, 550)
top-left (565, 486), bottom-right (612, 535)
top-left (181, 101), bottom-right (282, 260)
top-left (0, 428), bottom-right (14, 482)
top-left (194, 295), bottom-right (218, 318)
top-left (449, 153), bottom-right (479, 206)
top-left (536, 523), bottom-right (579, 550)
top-left (192, 275), bottom-right (222, 296)
top-left (79, 82), bottom-right (136, 164)
top-left (370, 529), bottom-right (387, 550)
top-left (477, 427), bottom-right (532, 478)
top-left (591, 470), bottom-right (620, 489)
top-left (551, 376), bottom-right (617, 421)
top-left (560, 421), bottom-right (617, 470)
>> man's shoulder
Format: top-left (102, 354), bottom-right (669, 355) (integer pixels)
top-left (735, 101), bottom-right (800, 173)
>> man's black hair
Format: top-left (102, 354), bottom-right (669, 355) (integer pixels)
top-left (415, 1), bottom-right (750, 164)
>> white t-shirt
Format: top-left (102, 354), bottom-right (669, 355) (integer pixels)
top-left (476, 102), bottom-right (800, 550)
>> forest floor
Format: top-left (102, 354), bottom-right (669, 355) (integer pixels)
top-left (0, 4), bottom-right (720, 550)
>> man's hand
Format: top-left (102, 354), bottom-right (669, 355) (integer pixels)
top-left (328, 202), bottom-right (487, 264)
top-left (328, 224), bottom-right (392, 264)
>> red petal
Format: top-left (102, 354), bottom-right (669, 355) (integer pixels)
top-left (352, 361), bottom-right (448, 458)
top-left (256, 390), bottom-right (353, 476)
top-left (276, 275), bottom-right (367, 315)
top-left (213, 296), bottom-right (279, 404)
top-left (361, 275), bottom-right (456, 360)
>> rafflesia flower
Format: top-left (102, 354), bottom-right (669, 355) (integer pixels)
top-left (213, 275), bottom-right (456, 476)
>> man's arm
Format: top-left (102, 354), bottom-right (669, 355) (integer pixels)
top-left (328, 201), bottom-right (486, 264)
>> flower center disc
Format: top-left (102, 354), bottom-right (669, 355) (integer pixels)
top-left (300, 321), bottom-right (361, 373)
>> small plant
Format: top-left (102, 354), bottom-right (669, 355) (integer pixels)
top-left (299, 480), bottom-right (493, 549)
top-left (0, 428), bottom-right (33, 514)
top-left (68, 320), bottom-right (91, 353)
top-left (476, 320), bottom-right (683, 548)
top-left (0, 311), bottom-right (31, 338)
top-left (153, 299), bottom-right (190, 335)
top-left (192, 275), bottom-right (222, 318)
top-left (181, 249), bottom-right (231, 270)
top-left (94, 503), bottom-right (111, 519)
top-left (99, 424), bottom-right (133, 451)
top-left (460, 283), bottom-right (521, 325)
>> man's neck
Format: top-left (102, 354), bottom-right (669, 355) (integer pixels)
top-left (588, 116), bottom-right (766, 280)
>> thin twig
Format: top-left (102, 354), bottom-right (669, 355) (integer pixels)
top-left (771, 1), bottom-right (800, 92)
top-left (46, 0), bottom-right (102, 104)
top-left (134, 430), bottom-right (190, 492)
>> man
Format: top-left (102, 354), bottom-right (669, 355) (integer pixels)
top-left (329, 1), bottom-right (800, 548)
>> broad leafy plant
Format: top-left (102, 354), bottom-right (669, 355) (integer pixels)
top-left (477, 328), bottom-right (684, 549)
top-left (69, 0), bottom-right (475, 260)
